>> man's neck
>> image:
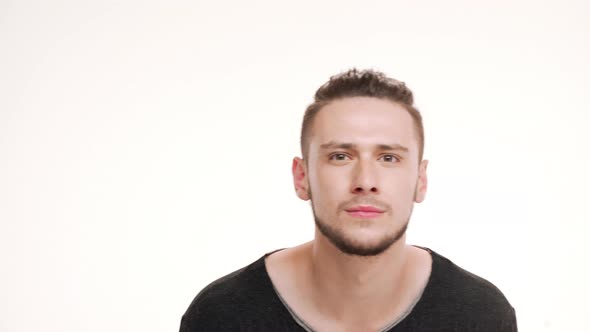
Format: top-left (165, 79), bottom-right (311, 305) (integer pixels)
top-left (264, 235), bottom-right (432, 331)
top-left (304, 234), bottom-right (416, 327)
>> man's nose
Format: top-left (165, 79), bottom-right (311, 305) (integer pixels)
top-left (351, 160), bottom-right (379, 194)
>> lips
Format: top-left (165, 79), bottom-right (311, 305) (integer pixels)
top-left (345, 205), bottom-right (385, 219)
top-left (345, 205), bottom-right (385, 213)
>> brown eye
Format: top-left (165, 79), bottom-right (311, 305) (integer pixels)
top-left (380, 154), bottom-right (399, 163)
top-left (329, 153), bottom-right (349, 161)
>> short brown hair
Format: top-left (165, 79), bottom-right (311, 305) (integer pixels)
top-left (300, 68), bottom-right (424, 161)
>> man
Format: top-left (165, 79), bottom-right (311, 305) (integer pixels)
top-left (180, 69), bottom-right (517, 331)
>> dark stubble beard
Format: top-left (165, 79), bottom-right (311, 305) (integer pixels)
top-left (310, 189), bottom-right (415, 257)
top-left (313, 208), bottom-right (410, 257)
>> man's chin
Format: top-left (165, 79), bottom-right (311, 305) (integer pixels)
top-left (315, 218), bottom-right (409, 257)
top-left (334, 239), bottom-right (396, 257)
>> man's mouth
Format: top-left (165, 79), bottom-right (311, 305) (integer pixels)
top-left (344, 205), bottom-right (385, 219)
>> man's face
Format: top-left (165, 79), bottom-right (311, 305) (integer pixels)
top-left (292, 97), bottom-right (428, 256)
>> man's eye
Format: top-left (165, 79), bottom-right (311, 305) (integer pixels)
top-left (380, 154), bottom-right (400, 163)
top-left (329, 153), bottom-right (349, 161)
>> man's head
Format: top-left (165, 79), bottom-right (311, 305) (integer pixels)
top-left (292, 69), bottom-right (428, 257)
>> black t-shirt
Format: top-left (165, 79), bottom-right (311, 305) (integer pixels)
top-left (180, 247), bottom-right (517, 331)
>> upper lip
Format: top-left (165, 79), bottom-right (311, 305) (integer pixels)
top-left (345, 205), bottom-right (385, 213)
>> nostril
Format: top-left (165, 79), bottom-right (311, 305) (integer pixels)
top-left (353, 187), bottom-right (378, 193)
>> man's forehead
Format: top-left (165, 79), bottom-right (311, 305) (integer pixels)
top-left (306, 97), bottom-right (420, 156)
top-left (310, 117), bottom-right (416, 151)
top-left (313, 98), bottom-right (414, 132)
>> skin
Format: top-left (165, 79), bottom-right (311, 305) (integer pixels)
top-left (266, 96), bottom-right (431, 332)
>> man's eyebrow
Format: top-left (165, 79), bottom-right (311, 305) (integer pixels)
top-left (319, 141), bottom-right (409, 152)
top-left (320, 142), bottom-right (355, 150)
top-left (377, 143), bottom-right (409, 152)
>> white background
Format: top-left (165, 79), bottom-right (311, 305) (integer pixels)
top-left (1, 0), bottom-right (589, 331)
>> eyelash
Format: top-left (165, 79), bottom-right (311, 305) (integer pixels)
top-left (328, 153), bottom-right (400, 162)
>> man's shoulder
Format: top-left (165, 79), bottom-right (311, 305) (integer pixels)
top-left (179, 255), bottom-right (263, 328)
top-left (193, 257), bottom-right (266, 303)
top-left (415, 248), bottom-right (517, 330)
top-left (180, 252), bottom-right (291, 331)
top-left (430, 250), bottom-right (512, 306)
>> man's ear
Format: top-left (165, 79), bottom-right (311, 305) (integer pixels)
top-left (414, 159), bottom-right (428, 203)
top-left (292, 157), bottom-right (310, 201)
